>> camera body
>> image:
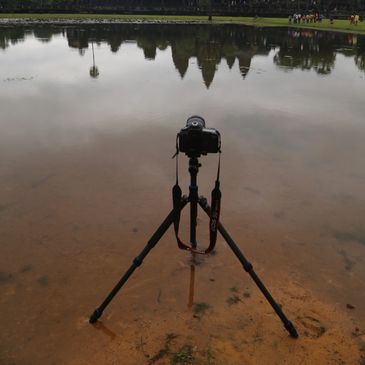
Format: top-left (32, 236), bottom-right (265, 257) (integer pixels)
top-left (178, 116), bottom-right (221, 157)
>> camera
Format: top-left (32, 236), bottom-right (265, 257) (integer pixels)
top-left (178, 116), bottom-right (221, 157)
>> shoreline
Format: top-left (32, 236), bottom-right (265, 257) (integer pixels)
top-left (1, 14), bottom-right (365, 35)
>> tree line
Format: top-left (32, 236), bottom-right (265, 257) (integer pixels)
top-left (1, 0), bottom-right (364, 15)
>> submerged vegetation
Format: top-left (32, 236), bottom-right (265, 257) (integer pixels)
top-left (193, 301), bottom-right (210, 317)
top-left (143, 333), bottom-right (195, 365)
top-left (227, 295), bottom-right (241, 305)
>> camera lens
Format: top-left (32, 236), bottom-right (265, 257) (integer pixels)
top-left (186, 115), bottom-right (206, 129)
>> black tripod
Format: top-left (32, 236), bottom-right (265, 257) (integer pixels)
top-left (89, 157), bottom-right (298, 338)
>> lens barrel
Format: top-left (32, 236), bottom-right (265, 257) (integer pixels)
top-left (186, 115), bottom-right (206, 129)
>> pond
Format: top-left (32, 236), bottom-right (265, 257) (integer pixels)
top-left (0, 23), bottom-right (364, 364)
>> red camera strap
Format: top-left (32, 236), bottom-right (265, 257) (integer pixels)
top-left (172, 151), bottom-right (221, 255)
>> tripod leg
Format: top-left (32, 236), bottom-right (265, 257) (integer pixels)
top-left (89, 198), bottom-right (188, 324)
top-left (199, 197), bottom-right (298, 338)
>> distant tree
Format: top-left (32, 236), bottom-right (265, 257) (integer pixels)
top-left (199, 0), bottom-right (213, 19)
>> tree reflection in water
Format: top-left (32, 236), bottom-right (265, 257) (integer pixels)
top-left (0, 24), bottom-right (364, 87)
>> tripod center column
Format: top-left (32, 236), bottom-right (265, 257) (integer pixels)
top-left (189, 157), bottom-right (200, 249)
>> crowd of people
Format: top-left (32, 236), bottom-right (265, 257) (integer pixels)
top-left (289, 13), bottom-right (324, 24)
top-left (349, 14), bottom-right (360, 25)
top-left (289, 13), bottom-right (363, 25)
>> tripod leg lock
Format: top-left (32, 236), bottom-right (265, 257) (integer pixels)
top-left (243, 261), bottom-right (253, 272)
top-left (133, 256), bottom-right (143, 267)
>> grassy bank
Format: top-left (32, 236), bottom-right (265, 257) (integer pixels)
top-left (1, 13), bottom-right (365, 34)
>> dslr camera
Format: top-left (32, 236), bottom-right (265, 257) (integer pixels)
top-left (178, 116), bottom-right (221, 157)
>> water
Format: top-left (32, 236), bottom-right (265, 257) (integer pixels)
top-left (0, 23), bottom-right (364, 364)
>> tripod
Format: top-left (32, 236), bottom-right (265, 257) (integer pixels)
top-left (89, 156), bottom-right (298, 338)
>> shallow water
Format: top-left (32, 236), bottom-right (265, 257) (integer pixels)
top-left (0, 23), bottom-right (364, 364)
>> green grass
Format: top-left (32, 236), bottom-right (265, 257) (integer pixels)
top-left (0, 13), bottom-right (209, 20)
top-left (171, 345), bottom-right (194, 365)
top-left (1, 13), bottom-right (365, 34)
top-left (147, 333), bottom-right (179, 364)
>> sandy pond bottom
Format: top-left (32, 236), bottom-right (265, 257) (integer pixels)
top-left (0, 125), bottom-right (364, 365)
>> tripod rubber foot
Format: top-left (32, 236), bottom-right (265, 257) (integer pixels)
top-left (284, 320), bottom-right (299, 338)
top-left (89, 309), bottom-right (102, 324)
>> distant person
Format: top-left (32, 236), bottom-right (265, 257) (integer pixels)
top-left (329, 14), bottom-right (334, 24)
top-left (289, 14), bottom-right (293, 23)
top-left (355, 14), bottom-right (359, 25)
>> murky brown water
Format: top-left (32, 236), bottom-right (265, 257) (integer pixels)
top-left (0, 23), bottom-right (364, 364)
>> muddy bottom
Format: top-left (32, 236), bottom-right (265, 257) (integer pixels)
top-left (0, 125), bottom-right (364, 365)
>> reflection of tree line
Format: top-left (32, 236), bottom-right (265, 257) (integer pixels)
top-left (61, 24), bottom-right (274, 86)
top-left (1, 24), bottom-right (364, 85)
top-left (273, 29), bottom-right (365, 75)
top-left (274, 30), bottom-right (338, 74)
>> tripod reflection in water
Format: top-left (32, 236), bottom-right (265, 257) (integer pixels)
top-left (93, 320), bottom-right (117, 340)
top-left (188, 255), bottom-right (196, 309)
